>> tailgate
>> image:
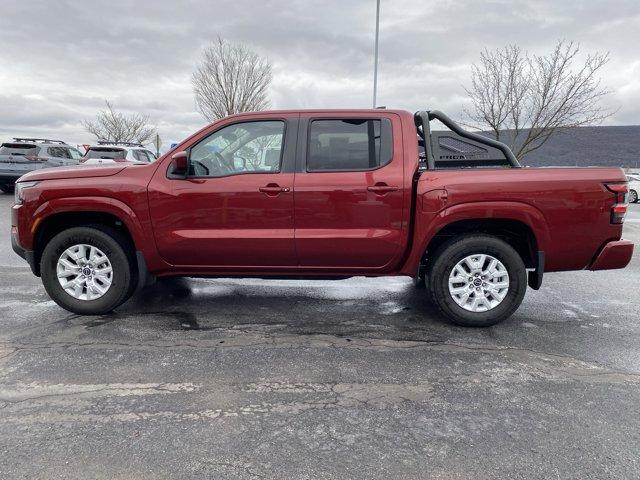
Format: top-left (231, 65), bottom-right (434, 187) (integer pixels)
top-left (0, 154), bottom-right (50, 174)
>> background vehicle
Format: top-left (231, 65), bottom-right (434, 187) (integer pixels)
top-left (11, 109), bottom-right (634, 326)
top-left (0, 138), bottom-right (82, 192)
top-left (81, 141), bottom-right (157, 164)
top-left (626, 174), bottom-right (639, 203)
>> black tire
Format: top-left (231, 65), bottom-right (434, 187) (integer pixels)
top-left (87, 224), bottom-right (139, 306)
top-left (40, 227), bottom-right (134, 315)
top-left (426, 235), bottom-right (527, 327)
top-left (630, 189), bottom-right (638, 204)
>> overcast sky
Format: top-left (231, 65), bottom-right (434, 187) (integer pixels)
top-left (0, 0), bottom-right (639, 147)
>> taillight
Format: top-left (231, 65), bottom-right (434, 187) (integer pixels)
top-left (605, 183), bottom-right (629, 224)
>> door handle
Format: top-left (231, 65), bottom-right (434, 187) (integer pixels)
top-left (367, 184), bottom-right (399, 194)
top-left (259, 185), bottom-right (290, 195)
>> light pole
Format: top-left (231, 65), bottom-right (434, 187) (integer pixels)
top-left (372, 0), bottom-right (380, 108)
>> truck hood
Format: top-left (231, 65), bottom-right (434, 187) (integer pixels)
top-left (16, 164), bottom-right (128, 182)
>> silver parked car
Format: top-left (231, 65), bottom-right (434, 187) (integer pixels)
top-left (0, 138), bottom-right (83, 192)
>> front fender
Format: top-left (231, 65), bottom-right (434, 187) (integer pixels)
top-left (400, 201), bottom-right (550, 275)
top-left (31, 196), bottom-right (148, 252)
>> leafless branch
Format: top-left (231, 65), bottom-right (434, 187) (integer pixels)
top-left (192, 37), bottom-right (272, 121)
top-left (82, 100), bottom-right (156, 144)
top-left (464, 41), bottom-right (614, 162)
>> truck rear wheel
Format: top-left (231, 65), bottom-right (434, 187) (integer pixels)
top-left (426, 235), bottom-right (527, 327)
top-left (40, 227), bottom-right (134, 315)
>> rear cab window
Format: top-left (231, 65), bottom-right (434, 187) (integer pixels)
top-left (307, 118), bottom-right (393, 171)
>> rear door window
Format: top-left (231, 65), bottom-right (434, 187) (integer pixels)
top-left (307, 118), bottom-right (393, 171)
top-left (47, 147), bottom-right (72, 159)
top-left (133, 150), bottom-right (154, 162)
top-left (132, 150), bottom-right (146, 162)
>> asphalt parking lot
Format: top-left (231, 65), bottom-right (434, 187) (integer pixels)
top-left (1, 193), bottom-right (639, 480)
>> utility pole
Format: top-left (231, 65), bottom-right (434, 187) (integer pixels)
top-left (373, 0), bottom-right (380, 108)
top-left (153, 133), bottom-right (162, 158)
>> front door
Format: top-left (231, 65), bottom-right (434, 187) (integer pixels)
top-left (293, 113), bottom-right (407, 271)
top-left (148, 115), bottom-right (298, 268)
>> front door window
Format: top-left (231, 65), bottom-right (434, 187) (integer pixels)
top-left (190, 121), bottom-right (285, 177)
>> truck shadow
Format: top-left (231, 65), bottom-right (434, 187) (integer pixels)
top-left (105, 276), bottom-right (458, 340)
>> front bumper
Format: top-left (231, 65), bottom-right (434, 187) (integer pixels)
top-left (11, 230), bottom-right (38, 276)
top-left (588, 240), bottom-right (634, 271)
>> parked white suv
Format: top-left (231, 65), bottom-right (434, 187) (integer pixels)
top-left (627, 175), bottom-right (639, 203)
top-left (82, 141), bottom-right (157, 165)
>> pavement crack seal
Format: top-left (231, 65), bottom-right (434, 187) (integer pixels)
top-left (1, 334), bottom-right (639, 384)
top-left (0, 383), bottom-right (433, 425)
top-left (197, 459), bottom-right (267, 479)
top-left (0, 347), bottom-right (17, 361)
top-left (0, 382), bottom-right (201, 404)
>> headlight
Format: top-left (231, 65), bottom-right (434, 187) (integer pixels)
top-left (14, 181), bottom-right (39, 205)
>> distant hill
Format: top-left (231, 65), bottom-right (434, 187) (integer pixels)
top-left (486, 125), bottom-right (640, 169)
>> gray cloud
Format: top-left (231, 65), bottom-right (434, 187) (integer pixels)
top-left (0, 0), bottom-right (638, 146)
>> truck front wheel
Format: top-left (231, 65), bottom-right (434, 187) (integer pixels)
top-left (426, 235), bottom-right (527, 327)
top-left (40, 227), bottom-right (134, 315)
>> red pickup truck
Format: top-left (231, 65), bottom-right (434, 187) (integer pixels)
top-left (11, 109), bottom-right (634, 326)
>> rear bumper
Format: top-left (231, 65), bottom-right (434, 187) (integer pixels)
top-left (0, 164), bottom-right (52, 184)
top-left (588, 240), bottom-right (634, 271)
top-left (0, 174), bottom-right (22, 184)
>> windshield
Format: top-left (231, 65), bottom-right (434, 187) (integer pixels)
top-left (84, 148), bottom-right (126, 160)
top-left (0, 143), bottom-right (38, 156)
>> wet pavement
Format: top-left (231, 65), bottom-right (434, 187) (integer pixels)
top-left (1, 194), bottom-right (639, 479)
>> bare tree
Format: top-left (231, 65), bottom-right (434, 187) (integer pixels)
top-left (192, 37), bottom-right (272, 121)
top-left (82, 101), bottom-right (156, 144)
top-left (464, 41), bottom-right (614, 161)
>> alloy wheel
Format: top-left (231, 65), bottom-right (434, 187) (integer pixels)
top-left (56, 244), bottom-right (113, 301)
top-left (448, 254), bottom-right (510, 312)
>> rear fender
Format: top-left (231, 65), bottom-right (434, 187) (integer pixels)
top-left (401, 201), bottom-right (550, 275)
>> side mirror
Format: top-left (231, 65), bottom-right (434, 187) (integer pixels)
top-left (169, 151), bottom-right (189, 178)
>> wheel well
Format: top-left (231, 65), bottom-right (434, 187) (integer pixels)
top-left (423, 219), bottom-right (538, 269)
top-left (33, 212), bottom-right (136, 275)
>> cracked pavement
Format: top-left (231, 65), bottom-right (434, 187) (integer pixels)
top-left (0, 195), bottom-right (639, 479)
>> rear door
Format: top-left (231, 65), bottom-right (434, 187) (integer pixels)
top-left (293, 112), bottom-right (407, 271)
top-left (47, 146), bottom-right (79, 166)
